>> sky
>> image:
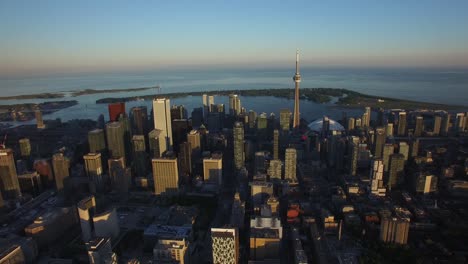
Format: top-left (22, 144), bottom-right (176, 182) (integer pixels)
top-left (1, 0), bottom-right (468, 77)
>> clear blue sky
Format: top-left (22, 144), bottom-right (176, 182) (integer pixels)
top-left (1, 0), bottom-right (468, 76)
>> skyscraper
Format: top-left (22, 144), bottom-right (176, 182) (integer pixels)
top-left (52, 152), bottom-right (70, 191)
top-left (370, 159), bottom-right (386, 196)
top-left (374, 127), bottom-right (385, 158)
top-left (152, 156), bottom-right (179, 195)
top-left (108, 102), bottom-right (125, 122)
top-left (273, 129), bottom-right (279, 160)
top-left (348, 136), bottom-right (359, 176)
top-left (203, 94), bottom-right (209, 120)
top-left (86, 237), bottom-right (118, 264)
top-left (208, 95), bottom-right (215, 112)
top-left (88, 129), bottom-right (106, 154)
top-left (433, 115), bottom-right (442, 136)
top-left (363, 107), bottom-right (371, 127)
top-left (211, 228), bottom-right (239, 264)
top-left (187, 130), bottom-right (201, 165)
top-left (229, 94), bottom-right (241, 116)
top-left (397, 112), bottom-right (407, 136)
top-left (132, 135), bottom-right (147, 177)
top-left (414, 116), bottom-right (424, 137)
top-left (347, 117), bottom-right (355, 131)
top-left (0, 148), bottom-right (21, 199)
top-left (148, 129), bottom-right (162, 158)
top-left (35, 110), bottom-right (45, 129)
top-left (18, 138), bottom-right (31, 158)
top-left (106, 122), bottom-right (126, 160)
top-left (233, 122), bottom-right (245, 170)
top-left (130, 106), bottom-right (148, 135)
top-left (267, 159), bottom-right (282, 180)
top-left (178, 142), bottom-right (192, 179)
top-left (248, 110), bottom-right (257, 130)
top-left (203, 153), bottom-right (223, 186)
top-left (388, 153), bottom-right (405, 188)
top-left (153, 98), bottom-right (173, 154)
top-left (280, 109), bottom-right (292, 132)
top-left (441, 113), bottom-right (450, 136)
top-left (380, 216), bottom-right (410, 245)
top-left (292, 50), bottom-right (301, 129)
top-left (108, 156), bottom-right (130, 193)
top-left (83, 153), bottom-right (103, 192)
top-left (382, 143), bottom-right (394, 172)
top-left (285, 148), bottom-right (297, 182)
top-left (256, 113), bottom-right (268, 139)
top-left (399, 142), bottom-right (409, 161)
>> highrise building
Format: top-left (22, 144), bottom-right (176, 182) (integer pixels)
top-left (148, 129), bottom-right (162, 158)
top-left (248, 110), bottom-right (257, 130)
top-left (292, 50), bottom-right (301, 129)
top-left (18, 138), bottom-right (31, 159)
top-left (397, 112), bottom-right (407, 136)
top-left (152, 156), bottom-right (179, 195)
top-left (347, 117), bottom-right (355, 131)
top-left (415, 173), bottom-right (438, 194)
top-left (414, 116), bottom-right (424, 137)
top-left (267, 159), bottom-right (282, 180)
top-left (433, 115), bottom-right (442, 136)
top-left (386, 123), bottom-right (394, 137)
top-left (191, 107), bottom-right (204, 128)
top-left (455, 112), bottom-right (466, 132)
top-left (178, 142), bottom-right (192, 179)
top-left (273, 129), bottom-right (279, 160)
top-left (118, 114), bottom-right (133, 162)
top-left (284, 148), bottom-right (297, 182)
top-left (203, 153), bottom-right (223, 185)
top-left (370, 159), bottom-right (386, 196)
top-left (233, 122), bottom-right (245, 170)
top-left (187, 130), bottom-right (202, 165)
top-left (382, 144), bottom-right (394, 172)
top-left (348, 136), bottom-right (359, 176)
top-left (410, 139), bottom-right (419, 158)
top-left (399, 142), bottom-right (409, 161)
top-left (108, 157), bottom-right (130, 193)
top-left (256, 113), bottom-right (268, 139)
top-left (132, 135), bottom-right (147, 177)
top-left (380, 216), bottom-right (410, 245)
top-left (441, 113), bottom-right (450, 136)
top-left (153, 98), bottom-right (173, 154)
top-left (86, 237), bottom-right (118, 264)
top-left (88, 129), bottom-right (107, 153)
top-left (105, 122), bottom-right (126, 159)
top-left (211, 228), bottom-right (239, 264)
top-left (130, 106), bottom-right (148, 135)
top-left (52, 153), bottom-right (70, 191)
top-left (108, 102), bottom-right (125, 122)
top-left (374, 127), bottom-right (385, 158)
top-left (203, 94), bottom-right (209, 120)
top-left (363, 106), bottom-right (371, 127)
top-left (171, 105), bottom-right (187, 120)
top-left (83, 153), bottom-right (103, 191)
top-left (35, 110), bottom-right (45, 129)
top-left (377, 108), bottom-right (385, 126)
top-left (280, 109), bottom-right (292, 132)
top-left (229, 94), bottom-right (241, 116)
top-left (388, 153), bottom-right (405, 188)
top-left (78, 195), bottom-right (96, 242)
top-left (208, 95), bottom-right (215, 112)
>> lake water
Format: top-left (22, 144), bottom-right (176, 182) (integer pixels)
top-left (1, 67), bottom-right (467, 124)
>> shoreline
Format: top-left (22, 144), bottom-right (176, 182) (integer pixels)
top-left (0, 87), bottom-right (154, 100)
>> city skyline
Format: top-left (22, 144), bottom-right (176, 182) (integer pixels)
top-left (2, 1), bottom-right (468, 77)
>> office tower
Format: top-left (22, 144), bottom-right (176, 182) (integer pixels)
top-left (373, 127), bottom-right (385, 158)
top-left (441, 113), bottom-right (450, 136)
top-left (386, 123), bottom-right (394, 137)
top-left (285, 148), bottom-right (297, 181)
top-left (388, 153), bottom-right (405, 188)
top-left (52, 152), bottom-right (70, 191)
top-left (191, 107), bottom-right (203, 128)
top-left (132, 135), bottom-right (147, 177)
top-left (208, 95), bottom-right (215, 112)
top-left (88, 129), bottom-right (106, 154)
top-left (377, 108), bottom-right (385, 126)
top-left (292, 50), bottom-right (301, 129)
top-left (414, 116), bottom-right (424, 137)
top-left (433, 115), bottom-right (442, 135)
top-left (347, 117), bottom-right (355, 131)
top-left (410, 139), bottom-right (419, 158)
top-left (18, 138), bottom-right (31, 159)
top-left (86, 237), bottom-right (118, 264)
top-left (207, 113), bottom-right (222, 132)
top-left (415, 173), bottom-right (438, 194)
top-left (108, 102), bottom-right (125, 122)
top-left (153, 98), bottom-right (173, 154)
top-left (363, 106), bottom-right (371, 127)
top-left (78, 195), bottom-right (96, 242)
top-left (254, 151), bottom-right (268, 175)
top-left (178, 142), bottom-right (192, 180)
top-left (229, 94), bottom-right (241, 116)
top-left (83, 153), bottom-right (103, 191)
top-left (203, 153), bottom-right (223, 185)
top-left (380, 216), bottom-right (410, 245)
top-left (354, 118), bottom-right (361, 128)
top-left (397, 112), bottom-right (407, 136)
top-left (230, 192), bottom-right (245, 229)
top-left (382, 144), bottom-right (394, 172)
top-left (171, 105), bottom-right (187, 120)
top-left (18, 171), bottom-right (42, 196)
top-left (130, 106), bottom-right (148, 135)
top-left (399, 142), bottom-right (409, 161)
top-left (93, 207), bottom-right (120, 239)
top-left (273, 129), bottom-right (279, 160)
top-left (280, 109), bottom-right (292, 132)
top-left (34, 109), bottom-right (45, 129)
top-left (211, 228), bottom-right (239, 264)
top-left (267, 159), bottom-right (282, 180)
top-left (455, 112), bottom-right (466, 132)
top-left (108, 157), bottom-right (130, 193)
top-left (118, 114), bottom-right (133, 162)
top-left (370, 159), bottom-right (386, 196)
top-left (152, 156), bottom-right (179, 195)
top-left (187, 130), bottom-right (202, 164)
top-left (233, 122), bottom-right (245, 170)
top-left (347, 136), bottom-right (359, 176)
top-left (148, 129), bottom-right (162, 158)
top-left (153, 236), bottom-right (189, 264)
top-left (172, 119), bottom-right (189, 149)
top-left (256, 113), bottom-right (268, 138)
top-left (250, 216), bottom-right (282, 261)
top-left (105, 121), bottom-right (126, 159)
top-left (203, 94), bottom-right (209, 120)
top-left (248, 110), bottom-right (257, 130)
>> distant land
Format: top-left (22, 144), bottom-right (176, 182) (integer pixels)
top-left (96, 88), bottom-right (467, 111)
top-left (0, 101), bottom-right (78, 122)
top-left (0, 87), bottom-right (153, 100)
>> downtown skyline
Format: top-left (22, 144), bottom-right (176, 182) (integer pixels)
top-left (1, 0), bottom-right (468, 77)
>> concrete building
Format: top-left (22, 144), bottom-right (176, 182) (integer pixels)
top-left (187, 130), bottom-right (201, 165)
top-left (415, 173), bottom-right (438, 194)
top-left (78, 196), bottom-right (97, 242)
top-left (211, 228), bottom-right (239, 264)
top-left (397, 112), bottom-right (407, 136)
top-left (153, 98), bottom-right (173, 154)
top-left (348, 137), bottom-right (359, 176)
top-left (105, 121), bottom-right (126, 160)
top-left (414, 116), bottom-right (424, 137)
top-left (35, 110), bottom-right (45, 129)
top-left (292, 50), bottom-right (301, 129)
top-left (267, 159), bottom-right (282, 180)
top-left (370, 159), bottom-right (386, 197)
top-left (86, 237), bottom-right (118, 264)
top-left (249, 216), bottom-right (282, 261)
top-left (374, 127), bottom-right (385, 158)
top-left (108, 157), bottom-right (130, 193)
top-left (84, 153), bottom-right (103, 191)
top-left (130, 106), bottom-right (148, 135)
top-left (203, 153), bottom-right (223, 186)
top-left (229, 94), bottom-right (241, 116)
top-left (19, 138), bottom-right (31, 158)
top-left (0, 148), bottom-right (21, 199)
top-left (93, 208), bottom-right (120, 240)
top-left (52, 153), bottom-right (70, 191)
top-left (250, 181), bottom-right (274, 207)
top-left (132, 135), bottom-right (147, 177)
top-left (233, 122), bottom-right (245, 170)
top-left (148, 129), bottom-right (162, 158)
top-left (152, 156), bottom-right (179, 195)
top-left (382, 144), bottom-right (394, 172)
top-left (388, 153), bottom-right (405, 189)
top-left (380, 216), bottom-right (410, 245)
top-left (178, 142), bottom-right (192, 179)
top-left (399, 142), bottom-right (409, 161)
top-left (88, 129), bottom-right (106, 154)
top-left (284, 148), bottom-right (297, 182)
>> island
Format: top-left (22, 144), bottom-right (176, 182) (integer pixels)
top-left (70, 87), bottom-right (153, 96)
top-left (0, 101), bottom-right (78, 122)
top-left (0, 87), bottom-right (154, 100)
top-left (95, 88), bottom-right (467, 111)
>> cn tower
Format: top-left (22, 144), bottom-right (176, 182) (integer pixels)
top-left (293, 49), bottom-right (301, 129)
